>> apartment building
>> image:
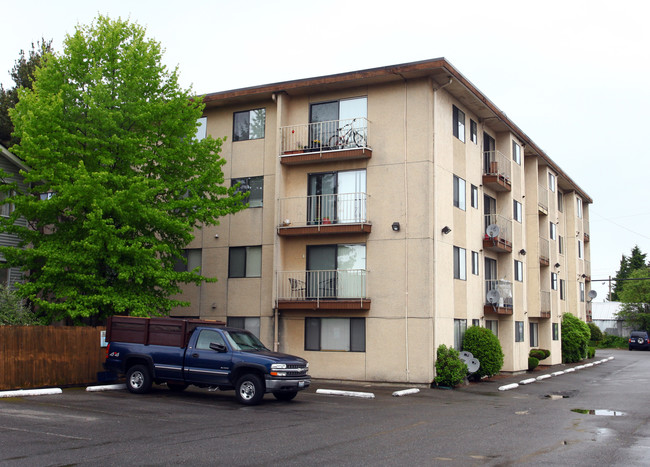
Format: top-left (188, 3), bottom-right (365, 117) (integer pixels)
top-left (172, 58), bottom-right (592, 383)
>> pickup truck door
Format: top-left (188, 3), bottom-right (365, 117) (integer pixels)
top-left (184, 329), bottom-right (232, 385)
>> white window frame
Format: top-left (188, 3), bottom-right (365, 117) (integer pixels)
top-left (453, 105), bottom-right (465, 143)
top-left (514, 260), bottom-right (523, 282)
top-left (453, 175), bottom-right (466, 211)
top-left (453, 246), bottom-right (467, 281)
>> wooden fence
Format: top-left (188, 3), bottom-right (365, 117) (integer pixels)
top-left (0, 326), bottom-right (106, 391)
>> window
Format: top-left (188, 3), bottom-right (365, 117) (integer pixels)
top-left (530, 322), bottom-right (539, 347)
top-left (558, 191), bottom-right (564, 212)
top-left (560, 279), bottom-right (566, 300)
top-left (227, 317), bottom-right (261, 338)
top-left (233, 108), bottom-right (266, 141)
top-left (305, 318), bottom-right (365, 352)
top-left (551, 272), bottom-right (558, 290)
top-left (174, 249), bottom-right (202, 274)
top-left (307, 244), bottom-right (366, 299)
top-left (229, 246), bottom-right (262, 278)
top-left (453, 175), bottom-right (466, 211)
top-left (576, 198), bottom-right (583, 218)
top-left (512, 141), bottom-right (521, 165)
top-left (231, 176), bottom-right (263, 208)
top-left (40, 192), bottom-right (55, 200)
top-left (470, 185), bottom-right (478, 209)
top-left (486, 320), bottom-right (498, 337)
top-left (513, 200), bottom-right (522, 223)
top-left (514, 260), bottom-right (523, 282)
top-left (559, 235), bottom-right (564, 255)
top-left (471, 251), bottom-right (479, 276)
top-left (453, 105), bottom-right (465, 142)
top-left (550, 222), bottom-right (556, 240)
top-left (195, 329), bottom-right (226, 350)
top-left (472, 319), bottom-right (480, 327)
top-left (515, 321), bottom-right (524, 342)
top-left (308, 170), bottom-right (366, 224)
top-left (310, 97), bottom-right (367, 146)
top-left (453, 246), bottom-right (467, 280)
top-left (553, 323), bottom-right (559, 341)
top-left (580, 282), bottom-right (585, 302)
top-left (470, 120), bottom-right (478, 144)
top-left (195, 117), bottom-right (207, 141)
top-left (548, 172), bottom-right (556, 192)
top-left (454, 319), bottom-right (467, 350)
top-left (0, 189), bottom-right (15, 217)
top-left (578, 240), bottom-right (583, 259)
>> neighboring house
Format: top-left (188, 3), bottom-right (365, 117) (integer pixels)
top-left (172, 58), bottom-right (593, 383)
top-left (591, 302), bottom-right (632, 337)
top-left (0, 143), bottom-right (29, 288)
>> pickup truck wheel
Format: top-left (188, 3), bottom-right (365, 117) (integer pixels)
top-left (235, 374), bottom-right (264, 405)
top-left (167, 382), bottom-right (188, 392)
top-left (126, 365), bottom-right (152, 394)
top-left (273, 391), bottom-right (297, 402)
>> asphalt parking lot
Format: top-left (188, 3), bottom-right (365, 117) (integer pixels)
top-left (2, 349), bottom-right (650, 466)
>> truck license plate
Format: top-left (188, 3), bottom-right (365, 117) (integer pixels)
top-left (298, 381), bottom-right (305, 388)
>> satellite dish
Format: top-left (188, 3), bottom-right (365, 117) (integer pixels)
top-left (486, 224), bottom-right (500, 238)
top-left (487, 289), bottom-right (501, 304)
top-left (588, 290), bottom-right (597, 299)
top-left (459, 351), bottom-right (481, 374)
top-left (459, 351), bottom-right (473, 360)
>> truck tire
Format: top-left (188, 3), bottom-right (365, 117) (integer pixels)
top-left (273, 391), bottom-right (297, 402)
top-left (126, 364), bottom-right (153, 394)
top-left (235, 374), bottom-right (264, 405)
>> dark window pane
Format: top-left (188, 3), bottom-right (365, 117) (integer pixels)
top-left (305, 318), bottom-right (321, 351)
top-left (229, 247), bottom-right (246, 278)
top-left (228, 317), bottom-right (245, 329)
top-left (233, 111), bottom-right (250, 141)
top-left (350, 318), bottom-right (365, 352)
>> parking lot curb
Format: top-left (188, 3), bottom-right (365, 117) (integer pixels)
top-left (86, 384), bottom-right (126, 392)
top-left (392, 388), bottom-right (420, 397)
top-left (316, 389), bottom-right (375, 399)
top-left (0, 388), bottom-right (63, 398)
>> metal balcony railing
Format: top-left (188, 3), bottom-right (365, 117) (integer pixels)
top-left (277, 269), bottom-right (367, 304)
top-left (485, 279), bottom-right (513, 308)
top-left (538, 185), bottom-right (548, 213)
top-left (483, 150), bottom-right (511, 181)
top-left (484, 214), bottom-right (512, 245)
top-left (277, 192), bottom-right (368, 228)
top-left (280, 118), bottom-right (369, 155)
top-left (540, 290), bottom-right (551, 313)
top-left (539, 237), bottom-right (550, 264)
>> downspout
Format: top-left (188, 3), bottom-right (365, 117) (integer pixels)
top-left (272, 92), bottom-right (282, 352)
top-left (401, 77), bottom-right (410, 382)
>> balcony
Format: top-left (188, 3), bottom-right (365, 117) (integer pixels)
top-left (539, 237), bottom-right (550, 266)
top-left (482, 150), bottom-right (511, 192)
top-left (276, 270), bottom-right (370, 310)
top-left (538, 185), bottom-right (548, 215)
top-left (484, 279), bottom-right (513, 315)
top-left (539, 290), bottom-right (551, 319)
top-left (277, 193), bottom-right (371, 236)
top-left (483, 214), bottom-right (513, 253)
top-left (584, 223), bottom-right (590, 243)
top-left (280, 118), bottom-right (372, 165)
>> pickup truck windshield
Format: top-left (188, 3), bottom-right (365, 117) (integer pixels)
top-left (225, 330), bottom-right (268, 351)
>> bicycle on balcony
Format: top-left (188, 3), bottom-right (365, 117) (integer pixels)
top-left (328, 119), bottom-right (366, 150)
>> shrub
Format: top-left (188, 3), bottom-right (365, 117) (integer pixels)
top-left (529, 349), bottom-right (546, 360)
top-left (588, 322), bottom-right (603, 342)
top-left (434, 344), bottom-right (468, 387)
top-left (598, 334), bottom-right (628, 349)
top-left (0, 284), bottom-right (39, 325)
top-left (462, 326), bottom-right (504, 378)
top-left (587, 346), bottom-right (596, 358)
top-left (541, 349), bottom-right (551, 359)
top-left (561, 313), bottom-right (591, 363)
top-left (528, 357), bottom-right (539, 371)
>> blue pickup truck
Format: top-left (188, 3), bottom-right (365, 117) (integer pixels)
top-left (104, 316), bottom-right (310, 405)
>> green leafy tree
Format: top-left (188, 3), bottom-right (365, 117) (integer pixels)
top-left (612, 245), bottom-right (648, 301)
top-left (0, 16), bottom-right (245, 323)
top-left (561, 313), bottom-right (590, 363)
top-left (0, 38), bottom-right (54, 148)
top-left (462, 326), bottom-right (504, 378)
top-left (616, 267), bottom-right (650, 331)
top-left (0, 284), bottom-right (40, 325)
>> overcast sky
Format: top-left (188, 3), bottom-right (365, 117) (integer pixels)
top-left (2, 0), bottom-right (649, 302)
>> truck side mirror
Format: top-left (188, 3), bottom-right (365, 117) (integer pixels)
top-left (209, 342), bottom-right (227, 353)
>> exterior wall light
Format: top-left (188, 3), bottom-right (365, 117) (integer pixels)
top-left (392, 222), bottom-right (400, 231)
top-left (441, 226), bottom-right (452, 235)
top-left (554, 263), bottom-right (561, 268)
top-left (519, 249), bottom-right (526, 255)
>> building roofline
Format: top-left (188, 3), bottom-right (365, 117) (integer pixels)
top-left (0, 143), bottom-right (30, 172)
top-left (200, 58), bottom-right (591, 203)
